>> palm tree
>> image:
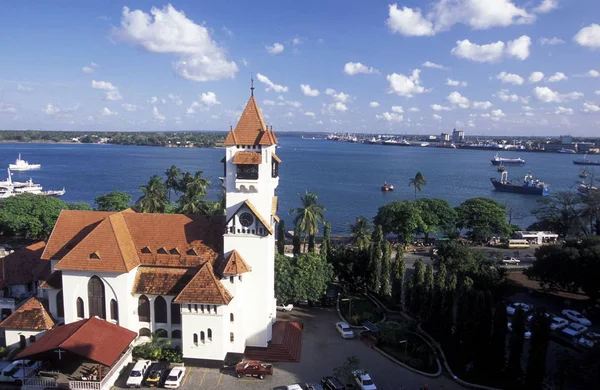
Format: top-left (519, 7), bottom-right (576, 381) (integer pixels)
top-left (176, 171), bottom-right (211, 214)
top-left (348, 216), bottom-right (372, 250)
top-left (289, 190), bottom-right (326, 252)
top-left (408, 172), bottom-right (427, 200)
top-left (164, 165), bottom-right (182, 203)
top-left (136, 175), bottom-right (168, 213)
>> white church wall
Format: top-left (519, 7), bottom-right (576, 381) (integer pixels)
top-left (181, 308), bottom-right (228, 361)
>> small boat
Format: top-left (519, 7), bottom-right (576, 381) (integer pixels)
top-left (9, 154), bottom-right (41, 171)
top-left (491, 153), bottom-right (525, 166)
top-left (497, 165), bottom-right (506, 172)
top-left (490, 171), bottom-right (549, 196)
top-left (558, 148), bottom-right (577, 154)
top-left (573, 154), bottom-right (600, 166)
top-left (579, 169), bottom-right (589, 179)
top-left (578, 183), bottom-right (599, 196)
top-left (381, 182), bottom-right (394, 191)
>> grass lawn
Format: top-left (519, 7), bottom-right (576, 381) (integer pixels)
top-left (339, 294), bottom-right (383, 325)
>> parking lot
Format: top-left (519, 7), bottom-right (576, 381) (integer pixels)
top-left (115, 306), bottom-right (464, 390)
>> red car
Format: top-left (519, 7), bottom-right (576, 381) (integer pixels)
top-left (235, 360), bottom-right (273, 379)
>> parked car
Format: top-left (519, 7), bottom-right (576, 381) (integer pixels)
top-left (163, 367), bottom-right (186, 389)
top-left (507, 322), bottom-right (531, 339)
top-left (144, 364), bottom-right (168, 387)
top-left (561, 323), bottom-right (588, 337)
top-left (126, 359), bottom-right (151, 388)
top-left (503, 257), bottom-right (521, 264)
top-left (335, 321), bottom-right (354, 339)
top-left (506, 302), bottom-right (531, 316)
top-left (9, 360), bottom-right (44, 382)
top-left (561, 309), bottom-right (592, 326)
top-left (305, 382), bottom-right (325, 390)
top-left (235, 360), bottom-right (273, 379)
top-left (286, 385), bottom-right (304, 390)
top-left (276, 303), bottom-right (294, 312)
top-left (577, 331), bottom-right (600, 348)
top-left (549, 317), bottom-right (570, 330)
top-left (320, 376), bottom-right (346, 390)
top-left (526, 312), bottom-right (551, 322)
top-left (353, 370), bottom-right (378, 390)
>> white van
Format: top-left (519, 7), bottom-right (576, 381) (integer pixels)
top-left (126, 360), bottom-right (150, 388)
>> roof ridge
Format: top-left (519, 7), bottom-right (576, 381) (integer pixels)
top-left (108, 212), bottom-right (140, 271)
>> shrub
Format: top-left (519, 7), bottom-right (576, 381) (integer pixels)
top-left (160, 347), bottom-right (182, 363)
top-left (132, 342), bottom-right (161, 360)
top-left (0, 347), bottom-right (10, 359)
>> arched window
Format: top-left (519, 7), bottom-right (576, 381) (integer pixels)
top-left (200, 331), bottom-right (205, 344)
top-left (29, 335), bottom-right (36, 343)
top-left (138, 295), bottom-right (150, 322)
top-left (207, 328), bottom-right (212, 342)
top-left (172, 330), bottom-right (182, 339)
top-left (230, 332), bottom-right (234, 342)
top-left (87, 276), bottom-right (105, 319)
top-left (155, 329), bottom-right (168, 338)
top-left (56, 290), bottom-right (64, 318)
top-left (139, 328), bottom-right (151, 337)
top-left (154, 296), bottom-right (167, 323)
top-left (171, 302), bottom-right (181, 324)
top-left (230, 313), bottom-right (234, 322)
top-left (193, 333), bottom-right (198, 346)
top-left (76, 297), bottom-right (84, 318)
top-left (110, 299), bottom-right (119, 321)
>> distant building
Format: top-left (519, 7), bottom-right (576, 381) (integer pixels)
top-left (560, 135), bottom-right (573, 144)
top-left (452, 129), bottom-right (465, 143)
top-left (440, 133), bottom-right (450, 142)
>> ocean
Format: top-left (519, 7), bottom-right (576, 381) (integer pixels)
top-left (0, 136), bottom-right (593, 235)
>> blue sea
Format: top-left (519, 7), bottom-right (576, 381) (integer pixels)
top-left (0, 136), bottom-right (593, 235)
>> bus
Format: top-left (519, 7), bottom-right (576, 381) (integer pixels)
top-left (508, 239), bottom-right (530, 249)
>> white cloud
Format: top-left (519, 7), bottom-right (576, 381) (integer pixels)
top-left (555, 106), bottom-right (573, 115)
top-left (42, 104), bottom-right (77, 116)
top-left (422, 61), bottom-right (445, 69)
top-left (0, 103), bottom-right (16, 113)
top-left (149, 96), bottom-right (158, 105)
top-left (376, 112), bottom-right (403, 122)
top-left (528, 71), bottom-right (544, 83)
top-left (266, 42), bottom-right (285, 55)
top-left (491, 109), bottom-right (506, 120)
top-left (167, 93), bottom-right (183, 105)
top-left (101, 107), bottom-right (118, 116)
top-left (408, 107), bottom-right (420, 112)
top-left (533, 86), bottom-right (584, 103)
top-left (497, 89), bottom-right (529, 103)
top-left (300, 84), bottom-right (320, 97)
top-left (596, 90), bottom-right (600, 96)
top-left (496, 71), bottom-right (524, 85)
top-left (256, 73), bottom-right (288, 93)
top-left (325, 89), bottom-right (351, 103)
top-left (263, 100), bottom-right (276, 106)
top-left (447, 91), bottom-right (470, 108)
top-left (16, 84), bottom-right (34, 92)
top-left (82, 66), bottom-right (94, 74)
top-left (343, 62), bottom-right (379, 75)
top-left (574, 24), bottom-right (600, 49)
top-left (105, 91), bottom-right (123, 101)
top-left (115, 5), bottom-right (238, 81)
top-left (391, 106), bottom-right (404, 113)
top-left (451, 35), bottom-right (531, 62)
top-left (91, 80), bottom-right (122, 101)
top-left (547, 72), bottom-right (567, 82)
top-left (472, 101), bottom-right (493, 110)
top-left (431, 104), bottom-right (451, 111)
top-left (432, 114), bottom-right (442, 121)
top-left (152, 106), bottom-right (165, 121)
top-left (582, 102), bottom-right (600, 113)
top-left (533, 0), bottom-right (558, 13)
top-left (387, 69), bottom-right (427, 97)
top-left (304, 111), bottom-right (316, 117)
top-left (522, 105), bottom-right (534, 111)
top-left (292, 37), bottom-right (303, 46)
top-left (525, 112), bottom-right (534, 117)
top-left (328, 102), bottom-right (348, 112)
top-left (539, 37), bottom-right (564, 45)
top-left (368, 101), bottom-right (380, 108)
top-left (122, 103), bottom-right (141, 111)
top-left (587, 70), bottom-right (600, 78)
top-left (386, 1), bottom-right (534, 36)
top-left (186, 92), bottom-right (221, 114)
top-left (446, 78), bottom-right (467, 87)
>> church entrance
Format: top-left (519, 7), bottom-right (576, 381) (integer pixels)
top-left (88, 276), bottom-right (106, 319)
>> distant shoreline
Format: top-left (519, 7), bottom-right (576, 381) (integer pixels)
top-left (0, 140), bottom-right (221, 148)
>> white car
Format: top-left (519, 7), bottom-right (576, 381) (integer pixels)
top-left (336, 321), bottom-right (354, 339)
top-left (126, 359), bottom-right (150, 388)
top-left (276, 303), bottom-right (294, 312)
top-left (506, 302), bottom-right (531, 316)
top-left (561, 309), bottom-right (592, 326)
top-left (164, 367), bottom-right (186, 389)
top-left (507, 322), bottom-right (531, 339)
top-left (353, 370), bottom-right (377, 390)
top-left (286, 385), bottom-right (304, 390)
top-left (9, 359), bottom-right (43, 380)
top-left (503, 257), bottom-right (521, 264)
top-left (577, 331), bottom-right (600, 349)
top-left (561, 323), bottom-right (588, 337)
top-left (550, 317), bottom-right (569, 330)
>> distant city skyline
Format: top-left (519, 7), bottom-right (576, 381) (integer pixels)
top-left (0, 1), bottom-right (599, 135)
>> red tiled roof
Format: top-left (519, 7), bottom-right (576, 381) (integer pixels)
top-left (0, 242), bottom-right (50, 288)
top-left (232, 152), bottom-right (262, 165)
top-left (218, 250), bottom-right (252, 275)
top-left (272, 153), bottom-right (281, 163)
top-left (132, 267), bottom-right (197, 295)
top-left (174, 263), bottom-right (233, 305)
top-left (223, 95), bottom-right (278, 146)
top-left (16, 317), bottom-right (136, 367)
top-left (0, 297), bottom-right (54, 331)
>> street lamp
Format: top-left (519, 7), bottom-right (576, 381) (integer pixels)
top-left (398, 339), bottom-right (408, 357)
top-left (340, 298), bottom-right (352, 319)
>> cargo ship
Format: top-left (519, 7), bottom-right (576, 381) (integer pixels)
top-left (490, 171), bottom-right (549, 196)
top-left (573, 154), bottom-right (600, 166)
top-left (491, 153), bottom-right (525, 166)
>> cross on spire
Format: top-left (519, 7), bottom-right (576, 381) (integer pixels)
top-left (250, 77), bottom-right (254, 97)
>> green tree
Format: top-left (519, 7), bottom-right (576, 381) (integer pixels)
top-left (289, 190), bottom-right (326, 252)
top-left (0, 194), bottom-right (68, 240)
top-left (333, 355), bottom-right (361, 383)
top-left (531, 191), bottom-right (586, 238)
top-left (68, 202), bottom-right (93, 211)
top-left (368, 225), bottom-right (384, 293)
top-left (392, 248), bottom-right (406, 307)
top-left (436, 263), bottom-right (447, 292)
top-left (292, 224), bottom-right (301, 256)
top-left (329, 246), bottom-right (370, 288)
top-left (277, 220), bottom-right (286, 256)
top-left (94, 191), bottom-right (132, 211)
top-left (415, 198), bottom-right (457, 239)
top-left (456, 197), bottom-right (510, 242)
top-left (321, 221), bottom-right (331, 261)
top-left (526, 309), bottom-right (551, 389)
top-left (374, 201), bottom-right (425, 243)
top-left (136, 175), bottom-right (169, 213)
top-left (421, 264), bottom-right (435, 319)
top-left (490, 301), bottom-right (508, 377)
top-left (274, 253), bottom-right (333, 304)
top-left (348, 216), bottom-right (371, 250)
top-left (409, 259), bottom-right (426, 317)
top-left (164, 165), bottom-right (182, 203)
top-left (274, 254), bottom-right (296, 304)
top-left (408, 171), bottom-right (427, 200)
top-left (176, 171), bottom-right (211, 214)
top-left (379, 241), bottom-right (392, 298)
top-left (507, 307), bottom-right (526, 384)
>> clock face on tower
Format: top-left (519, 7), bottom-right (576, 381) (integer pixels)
top-left (239, 212), bottom-right (254, 227)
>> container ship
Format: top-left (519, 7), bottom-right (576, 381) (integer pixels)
top-left (490, 171), bottom-right (548, 196)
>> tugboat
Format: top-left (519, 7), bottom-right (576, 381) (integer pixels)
top-left (491, 153), bottom-right (525, 166)
top-left (490, 171), bottom-right (549, 196)
top-left (9, 154), bottom-right (41, 171)
top-left (381, 182), bottom-right (394, 192)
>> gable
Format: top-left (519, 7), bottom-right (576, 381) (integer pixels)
top-left (0, 297), bottom-right (54, 331)
top-left (174, 263), bottom-right (233, 305)
top-left (226, 200), bottom-right (274, 235)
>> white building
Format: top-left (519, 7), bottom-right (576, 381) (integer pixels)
top-left (514, 231), bottom-right (559, 245)
top-left (452, 129), bottom-right (464, 143)
top-left (0, 90), bottom-right (281, 366)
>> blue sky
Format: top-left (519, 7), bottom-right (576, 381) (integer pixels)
top-left (0, 0), bottom-right (599, 136)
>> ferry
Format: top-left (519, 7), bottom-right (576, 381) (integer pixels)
top-left (0, 170), bottom-right (65, 198)
top-left (491, 153), bottom-right (525, 166)
top-left (9, 154), bottom-right (41, 171)
top-left (381, 182), bottom-right (394, 191)
top-left (490, 171), bottom-right (549, 196)
top-left (573, 154), bottom-right (600, 166)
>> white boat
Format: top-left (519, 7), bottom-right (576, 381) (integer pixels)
top-left (13, 178), bottom-right (43, 195)
top-left (9, 154), bottom-right (41, 171)
top-left (0, 170), bottom-right (65, 199)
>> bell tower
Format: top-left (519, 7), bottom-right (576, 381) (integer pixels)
top-left (221, 84), bottom-right (280, 348)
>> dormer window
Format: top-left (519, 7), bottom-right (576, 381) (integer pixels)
top-left (89, 252), bottom-right (101, 260)
top-left (186, 248), bottom-right (197, 256)
top-left (157, 248), bottom-right (168, 255)
top-left (169, 248), bottom-right (180, 255)
top-left (141, 247), bottom-right (151, 254)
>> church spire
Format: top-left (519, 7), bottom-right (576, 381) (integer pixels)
top-left (250, 77), bottom-right (255, 97)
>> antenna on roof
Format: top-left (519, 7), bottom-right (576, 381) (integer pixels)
top-left (250, 74), bottom-right (255, 97)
